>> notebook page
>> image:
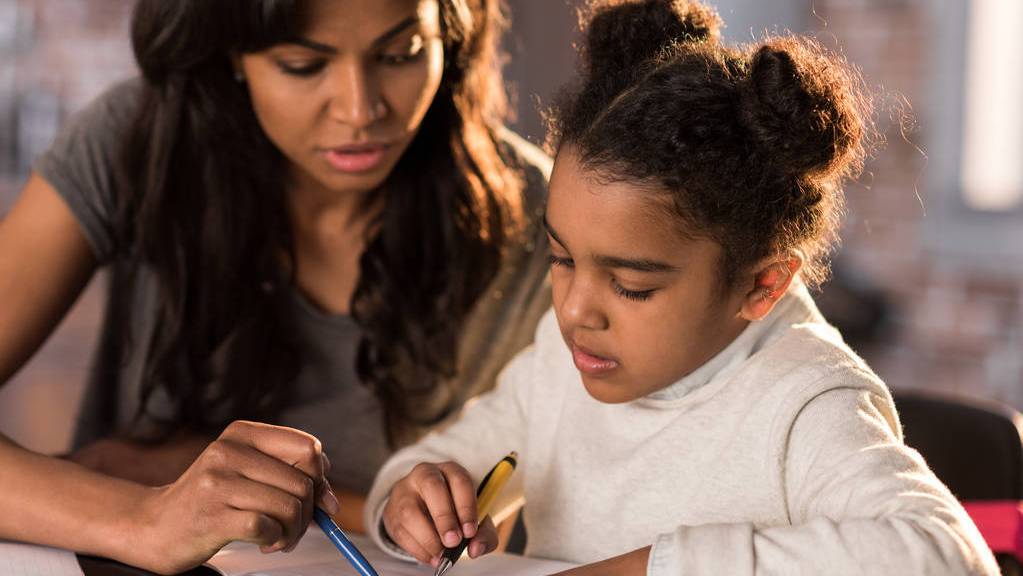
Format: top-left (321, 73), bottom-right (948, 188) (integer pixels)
top-left (0, 541), bottom-right (85, 576)
top-left (208, 530), bottom-right (577, 576)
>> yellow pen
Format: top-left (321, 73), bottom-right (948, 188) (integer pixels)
top-left (434, 451), bottom-right (518, 576)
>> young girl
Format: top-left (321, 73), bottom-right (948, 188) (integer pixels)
top-left (365, 1), bottom-right (998, 574)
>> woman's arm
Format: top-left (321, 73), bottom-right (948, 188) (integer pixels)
top-left (66, 432), bottom-right (214, 486)
top-left (0, 421), bottom-right (339, 574)
top-left (0, 179), bottom-right (343, 573)
top-left (0, 173), bottom-right (98, 386)
top-left (553, 547), bottom-right (651, 576)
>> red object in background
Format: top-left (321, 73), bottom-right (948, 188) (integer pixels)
top-left (962, 501), bottom-right (1023, 561)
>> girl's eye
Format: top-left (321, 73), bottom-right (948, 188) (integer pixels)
top-left (549, 254), bottom-right (574, 268)
top-left (379, 35), bottom-right (425, 65)
top-left (613, 281), bottom-right (654, 302)
top-left (276, 60), bottom-right (327, 77)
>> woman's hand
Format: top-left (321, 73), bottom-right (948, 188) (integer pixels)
top-left (382, 461), bottom-right (498, 567)
top-left (67, 432), bottom-right (213, 486)
top-left (550, 546), bottom-right (651, 576)
top-left (124, 420), bottom-right (340, 575)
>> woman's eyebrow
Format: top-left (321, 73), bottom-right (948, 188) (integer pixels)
top-left (285, 15), bottom-right (421, 54)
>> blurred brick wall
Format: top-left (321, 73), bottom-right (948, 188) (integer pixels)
top-left (0, 0), bottom-right (134, 453)
top-left (812, 0), bottom-right (1023, 410)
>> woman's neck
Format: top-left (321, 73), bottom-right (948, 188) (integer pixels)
top-left (285, 172), bottom-right (384, 316)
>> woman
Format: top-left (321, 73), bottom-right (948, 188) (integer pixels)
top-left (0, 0), bottom-right (550, 571)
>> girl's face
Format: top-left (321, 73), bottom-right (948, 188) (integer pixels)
top-left (238, 0), bottom-right (445, 197)
top-left (546, 146), bottom-right (751, 403)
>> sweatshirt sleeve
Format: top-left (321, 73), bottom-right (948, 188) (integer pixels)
top-left (364, 337), bottom-right (539, 560)
top-left (647, 381), bottom-right (1000, 576)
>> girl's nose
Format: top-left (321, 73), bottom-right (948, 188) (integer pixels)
top-left (327, 59), bottom-right (386, 130)
top-left (559, 275), bottom-right (609, 331)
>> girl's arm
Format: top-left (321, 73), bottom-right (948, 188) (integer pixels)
top-left (365, 334), bottom-right (541, 561)
top-left (639, 386), bottom-right (999, 576)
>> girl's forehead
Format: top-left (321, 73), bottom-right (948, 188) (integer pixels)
top-left (548, 147), bottom-right (703, 257)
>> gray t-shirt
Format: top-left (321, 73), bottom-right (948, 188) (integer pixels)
top-left (34, 80), bottom-right (552, 494)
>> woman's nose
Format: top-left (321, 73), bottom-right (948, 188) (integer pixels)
top-left (327, 59), bottom-right (386, 130)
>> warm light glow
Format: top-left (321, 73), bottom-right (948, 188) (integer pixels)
top-left (961, 0), bottom-right (1023, 212)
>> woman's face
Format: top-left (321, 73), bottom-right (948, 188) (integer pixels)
top-left (238, 0), bottom-right (446, 197)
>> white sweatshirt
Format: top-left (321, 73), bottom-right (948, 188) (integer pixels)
top-left (365, 285), bottom-right (998, 575)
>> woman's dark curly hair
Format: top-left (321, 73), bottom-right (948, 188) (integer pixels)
top-left (116, 0), bottom-right (523, 445)
top-left (550, 0), bottom-right (874, 290)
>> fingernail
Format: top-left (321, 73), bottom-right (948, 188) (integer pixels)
top-left (443, 530), bottom-right (461, 547)
top-left (470, 541), bottom-right (484, 558)
top-left (324, 488), bottom-right (340, 515)
top-left (431, 556), bottom-right (441, 567)
top-left (463, 522), bottom-right (476, 537)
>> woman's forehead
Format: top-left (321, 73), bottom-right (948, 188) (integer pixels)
top-left (297, 0), bottom-right (441, 44)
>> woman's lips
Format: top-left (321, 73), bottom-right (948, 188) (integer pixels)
top-left (322, 144), bottom-right (389, 173)
top-left (571, 344), bottom-right (619, 376)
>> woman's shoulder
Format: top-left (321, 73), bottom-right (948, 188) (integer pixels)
top-left (32, 77), bottom-right (146, 263)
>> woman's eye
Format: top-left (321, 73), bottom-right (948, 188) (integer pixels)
top-left (612, 281), bottom-right (654, 302)
top-left (379, 35), bottom-right (424, 65)
top-left (276, 60), bottom-right (326, 77)
top-left (549, 254), bottom-right (575, 269)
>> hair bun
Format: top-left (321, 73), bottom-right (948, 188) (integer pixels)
top-left (582, 0), bottom-right (722, 82)
top-left (738, 38), bottom-right (866, 179)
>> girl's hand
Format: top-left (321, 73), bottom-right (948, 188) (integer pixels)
top-left (382, 461), bottom-right (498, 567)
top-left (125, 420), bottom-right (339, 575)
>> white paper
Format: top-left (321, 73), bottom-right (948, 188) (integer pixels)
top-left (0, 540), bottom-right (86, 576)
top-left (207, 531), bottom-right (577, 576)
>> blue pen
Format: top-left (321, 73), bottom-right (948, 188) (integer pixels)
top-left (313, 507), bottom-right (380, 576)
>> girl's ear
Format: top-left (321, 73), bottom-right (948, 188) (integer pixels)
top-left (738, 254), bottom-right (803, 321)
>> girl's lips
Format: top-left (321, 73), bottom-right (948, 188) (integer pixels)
top-left (323, 145), bottom-right (389, 173)
top-left (571, 344), bottom-right (619, 376)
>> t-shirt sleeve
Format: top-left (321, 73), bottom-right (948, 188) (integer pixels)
top-left (32, 79), bottom-right (142, 264)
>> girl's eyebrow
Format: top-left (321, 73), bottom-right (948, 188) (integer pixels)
top-left (286, 15), bottom-right (421, 54)
top-left (593, 254), bottom-right (676, 273)
top-left (543, 215), bottom-right (677, 273)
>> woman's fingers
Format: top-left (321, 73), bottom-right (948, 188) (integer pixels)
top-left (216, 421), bottom-right (339, 515)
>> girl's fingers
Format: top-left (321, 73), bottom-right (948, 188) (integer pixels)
top-left (387, 521), bottom-right (437, 566)
top-left (414, 465), bottom-right (465, 548)
top-left (437, 462), bottom-right (479, 539)
top-left (467, 516), bottom-right (498, 559)
top-left (385, 495), bottom-right (446, 562)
